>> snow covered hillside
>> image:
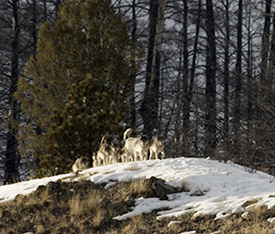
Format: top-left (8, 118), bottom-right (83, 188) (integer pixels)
top-left (1, 157), bottom-right (275, 222)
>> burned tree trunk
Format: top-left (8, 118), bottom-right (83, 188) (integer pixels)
top-left (204, 0), bottom-right (217, 156)
top-left (5, 0), bottom-right (20, 184)
top-left (140, 0), bottom-right (165, 137)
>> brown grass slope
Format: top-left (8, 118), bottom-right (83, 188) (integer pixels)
top-left (0, 177), bottom-right (275, 233)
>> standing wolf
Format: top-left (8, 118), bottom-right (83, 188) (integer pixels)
top-left (123, 128), bottom-right (149, 161)
top-left (96, 135), bottom-right (113, 166)
top-left (96, 135), bottom-right (121, 166)
top-left (149, 135), bottom-right (165, 160)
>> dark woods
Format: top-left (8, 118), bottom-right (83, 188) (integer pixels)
top-left (0, 0), bottom-right (274, 183)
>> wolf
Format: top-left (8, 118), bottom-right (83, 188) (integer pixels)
top-left (92, 152), bottom-right (99, 167)
top-left (149, 135), bottom-right (165, 160)
top-left (96, 135), bottom-right (121, 165)
top-left (108, 141), bottom-right (121, 164)
top-left (72, 157), bottom-right (89, 173)
top-left (120, 146), bottom-right (127, 163)
top-left (123, 128), bottom-right (150, 161)
top-left (96, 135), bottom-right (113, 166)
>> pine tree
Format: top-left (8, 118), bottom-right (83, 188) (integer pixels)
top-left (15, 0), bottom-right (137, 177)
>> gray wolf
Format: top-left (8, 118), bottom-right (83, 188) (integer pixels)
top-left (92, 152), bottom-right (99, 167)
top-left (123, 128), bottom-right (149, 161)
top-left (96, 135), bottom-right (121, 166)
top-left (120, 146), bottom-right (127, 163)
top-left (96, 135), bottom-right (113, 166)
top-left (72, 157), bottom-right (89, 173)
top-left (149, 135), bottom-right (165, 160)
top-left (108, 141), bottom-right (121, 164)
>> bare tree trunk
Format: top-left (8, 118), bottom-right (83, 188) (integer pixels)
top-left (189, 0), bottom-right (201, 97)
top-left (140, 0), bottom-right (165, 137)
top-left (32, 0), bottom-right (37, 55)
top-left (246, 5), bottom-right (254, 160)
top-left (269, 12), bottom-right (275, 85)
top-left (185, 0), bottom-right (202, 156)
top-left (5, 0), bottom-right (20, 184)
top-left (43, 0), bottom-right (47, 21)
top-left (182, 0), bottom-right (189, 153)
top-left (204, 0), bottom-right (217, 156)
top-left (233, 0), bottom-right (243, 155)
top-left (151, 0), bottom-right (165, 132)
top-left (189, 0), bottom-right (201, 156)
top-left (140, 0), bottom-right (158, 136)
top-left (129, 0), bottom-right (137, 128)
top-left (223, 0), bottom-right (230, 159)
top-left (175, 48), bottom-right (182, 146)
top-left (256, 0), bottom-right (271, 120)
top-left (260, 0), bottom-right (271, 85)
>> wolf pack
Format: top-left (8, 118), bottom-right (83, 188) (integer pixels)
top-left (72, 128), bottom-right (165, 173)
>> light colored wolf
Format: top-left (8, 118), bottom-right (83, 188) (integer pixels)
top-left (149, 135), bottom-right (165, 160)
top-left (72, 157), bottom-right (89, 173)
top-left (96, 135), bottom-right (112, 166)
top-left (108, 141), bottom-right (121, 164)
top-left (123, 128), bottom-right (149, 161)
top-left (92, 152), bottom-right (99, 167)
top-left (120, 146), bottom-right (127, 163)
top-left (96, 135), bottom-right (121, 166)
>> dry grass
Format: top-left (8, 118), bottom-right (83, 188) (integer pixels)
top-left (167, 220), bottom-right (182, 233)
top-left (250, 205), bottom-right (268, 221)
top-left (93, 208), bottom-right (106, 228)
top-left (86, 189), bottom-right (104, 210)
top-left (35, 224), bottom-right (45, 234)
top-left (38, 186), bottom-right (53, 204)
top-left (69, 190), bottom-right (105, 217)
top-left (121, 215), bottom-right (149, 234)
top-left (130, 178), bottom-right (148, 195)
top-left (214, 205), bottom-right (275, 234)
top-left (69, 194), bottom-right (83, 216)
top-left (1, 179), bottom-right (275, 234)
top-left (51, 218), bottom-right (73, 234)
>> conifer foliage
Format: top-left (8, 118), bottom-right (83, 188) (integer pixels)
top-left (15, 0), bottom-right (136, 177)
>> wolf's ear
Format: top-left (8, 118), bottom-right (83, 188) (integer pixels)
top-left (100, 135), bottom-right (107, 145)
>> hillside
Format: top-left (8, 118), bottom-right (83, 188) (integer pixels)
top-left (1, 157), bottom-right (275, 233)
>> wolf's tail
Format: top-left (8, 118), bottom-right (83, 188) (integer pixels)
top-left (123, 128), bottom-right (133, 140)
top-left (100, 135), bottom-right (107, 145)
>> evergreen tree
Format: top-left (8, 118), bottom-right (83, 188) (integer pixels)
top-left (15, 0), bottom-right (137, 177)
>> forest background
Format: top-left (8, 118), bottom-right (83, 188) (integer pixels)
top-left (0, 0), bottom-right (274, 184)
